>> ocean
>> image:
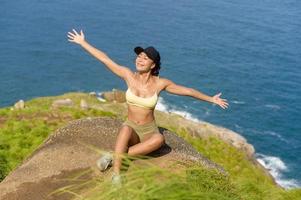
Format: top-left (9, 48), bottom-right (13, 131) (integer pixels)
top-left (1, 0), bottom-right (300, 189)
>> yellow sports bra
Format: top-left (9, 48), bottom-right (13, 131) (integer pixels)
top-left (126, 88), bottom-right (158, 109)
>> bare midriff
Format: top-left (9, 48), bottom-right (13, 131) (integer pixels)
top-left (127, 104), bottom-right (155, 125)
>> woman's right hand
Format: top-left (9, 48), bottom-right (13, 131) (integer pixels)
top-left (67, 29), bottom-right (85, 45)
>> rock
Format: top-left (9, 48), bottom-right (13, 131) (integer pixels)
top-left (101, 91), bottom-right (114, 102)
top-left (113, 89), bottom-right (126, 103)
top-left (14, 100), bottom-right (25, 110)
top-left (154, 113), bottom-right (256, 159)
top-left (80, 99), bottom-right (89, 110)
top-left (0, 117), bottom-right (226, 200)
top-left (51, 98), bottom-right (73, 109)
top-left (88, 92), bottom-right (96, 97)
top-left (101, 89), bottom-right (125, 103)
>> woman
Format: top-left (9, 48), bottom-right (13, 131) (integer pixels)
top-left (67, 29), bottom-right (229, 186)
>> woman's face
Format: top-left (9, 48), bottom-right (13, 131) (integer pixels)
top-left (135, 52), bottom-right (155, 73)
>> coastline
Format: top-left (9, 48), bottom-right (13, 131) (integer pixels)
top-left (0, 90), bottom-right (293, 191)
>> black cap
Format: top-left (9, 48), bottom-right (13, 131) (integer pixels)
top-left (134, 46), bottom-right (161, 67)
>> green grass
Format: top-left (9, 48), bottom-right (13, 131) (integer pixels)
top-left (48, 152), bottom-right (243, 200)
top-left (1, 92), bottom-right (300, 199)
top-left (162, 126), bottom-right (301, 200)
top-left (0, 92), bottom-right (115, 181)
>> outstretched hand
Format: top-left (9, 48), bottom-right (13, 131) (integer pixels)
top-left (67, 29), bottom-right (85, 45)
top-left (212, 92), bottom-right (229, 109)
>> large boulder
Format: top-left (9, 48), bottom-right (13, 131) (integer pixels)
top-left (0, 117), bottom-right (225, 200)
top-left (13, 100), bottom-right (25, 110)
top-left (101, 89), bottom-right (126, 103)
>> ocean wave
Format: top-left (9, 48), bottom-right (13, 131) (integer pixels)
top-left (256, 153), bottom-right (301, 189)
top-left (234, 124), bottom-right (244, 133)
top-left (264, 104), bottom-right (281, 110)
top-left (231, 100), bottom-right (245, 104)
top-left (247, 128), bottom-right (289, 144)
top-left (263, 130), bottom-right (289, 143)
top-left (155, 97), bottom-right (204, 123)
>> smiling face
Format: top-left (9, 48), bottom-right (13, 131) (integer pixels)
top-left (135, 52), bottom-right (155, 73)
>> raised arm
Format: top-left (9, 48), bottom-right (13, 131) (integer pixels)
top-left (162, 78), bottom-right (229, 109)
top-left (67, 29), bottom-right (132, 80)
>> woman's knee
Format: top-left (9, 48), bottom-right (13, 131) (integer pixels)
top-left (117, 125), bottom-right (133, 140)
top-left (150, 133), bottom-right (165, 147)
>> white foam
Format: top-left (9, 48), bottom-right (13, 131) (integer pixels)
top-left (256, 153), bottom-right (301, 189)
top-left (155, 97), bottom-right (203, 123)
top-left (231, 100), bottom-right (245, 104)
top-left (155, 96), bottom-right (170, 113)
top-left (169, 109), bottom-right (202, 123)
top-left (265, 104), bottom-right (281, 110)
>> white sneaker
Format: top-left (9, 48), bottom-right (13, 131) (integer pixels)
top-left (96, 152), bottom-right (113, 172)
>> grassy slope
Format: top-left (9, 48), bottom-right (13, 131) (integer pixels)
top-left (0, 92), bottom-right (116, 180)
top-left (0, 92), bottom-right (300, 200)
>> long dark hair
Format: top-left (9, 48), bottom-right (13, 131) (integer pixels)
top-left (151, 62), bottom-right (161, 76)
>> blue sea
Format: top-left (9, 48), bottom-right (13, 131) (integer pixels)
top-left (1, 0), bottom-right (300, 189)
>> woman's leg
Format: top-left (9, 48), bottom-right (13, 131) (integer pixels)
top-left (113, 126), bottom-right (164, 175)
top-left (112, 125), bottom-right (140, 175)
top-left (128, 133), bottom-right (165, 156)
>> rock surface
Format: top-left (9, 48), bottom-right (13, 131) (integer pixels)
top-left (101, 89), bottom-right (126, 103)
top-left (13, 100), bottom-right (25, 110)
top-left (51, 98), bottom-right (74, 109)
top-left (0, 117), bottom-right (226, 200)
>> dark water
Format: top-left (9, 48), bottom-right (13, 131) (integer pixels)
top-left (1, 0), bottom-right (300, 188)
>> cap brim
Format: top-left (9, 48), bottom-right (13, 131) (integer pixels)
top-left (134, 46), bottom-right (144, 55)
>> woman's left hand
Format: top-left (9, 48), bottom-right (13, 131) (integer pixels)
top-left (67, 29), bottom-right (85, 45)
top-left (212, 92), bottom-right (229, 109)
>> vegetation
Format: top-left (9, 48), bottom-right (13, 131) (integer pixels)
top-left (160, 126), bottom-right (301, 200)
top-left (49, 158), bottom-right (242, 200)
top-left (0, 92), bottom-right (115, 181)
top-left (0, 92), bottom-right (300, 199)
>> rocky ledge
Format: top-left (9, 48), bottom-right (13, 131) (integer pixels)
top-left (0, 117), bottom-right (226, 200)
